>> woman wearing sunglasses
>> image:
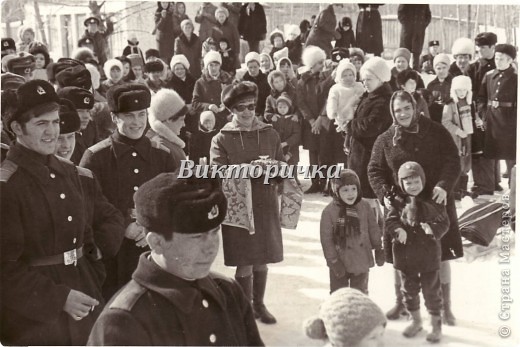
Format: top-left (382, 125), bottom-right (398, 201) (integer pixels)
top-left (210, 81), bottom-right (284, 325)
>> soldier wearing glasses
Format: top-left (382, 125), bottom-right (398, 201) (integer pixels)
top-left (80, 83), bottom-right (176, 300)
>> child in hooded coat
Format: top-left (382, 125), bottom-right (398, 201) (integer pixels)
top-left (269, 29), bottom-right (285, 60)
top-left (189, 110), bottom-right (218, 165)
top-left (218, 38), bottom-right (235, 75)
top-left (326, 59), bottom-right (364, 133)
top-left (271, 93), bottom-right (301, 166)
top-left (99, 59), bottom-right (124, 97)
top-left (276, 57), bottom-right (298, 89)
top-left (122, 33), bottom-right (145, 62)
top-left (264, 70), bottom-right (297, 123)
top-left (320, 169), bottom-right (384, 295)
top-left (385, 161), bottom-right (449, 343)
top-left (335, 17), bottom-right (356, 49)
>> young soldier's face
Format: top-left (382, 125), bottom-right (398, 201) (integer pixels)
top-left (55, 132), bottom-right (76, 160)
top-left (13, 110), bottom-right (60, 155)
top-left (429, 45), bottom-right (440, 56)
top-left (476, 45), bottom-right (494, 60)
top-left (402, 176), bottom-right (423, 196)
top-left (112, 109), bottom-right (147, 139)
top-left (339, 185), bottom-right (358, 205)
top-left (77, 109), bottom-right (92, 130)
top-left (495, 52), bottom-right (512, 70)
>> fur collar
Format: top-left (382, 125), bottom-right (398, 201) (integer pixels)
top-left (149, 121), bottom-right (185, 149)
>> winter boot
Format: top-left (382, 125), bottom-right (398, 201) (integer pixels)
top-left (235, 275), bottom-right (253, 303)
top-left (386, 285), bottom-right (409, 320)
top-left (426, 315), bottom-right (442, 343)
top-left (403, 310), bottom-right (423, 338)
top-left (441, 283), bottom-right (456, 326)
top-left (252, 270), bottom-right (277, 324)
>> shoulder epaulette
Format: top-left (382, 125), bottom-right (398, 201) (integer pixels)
top-left (55, 155), bottom-right (74, 166)
top-left (76, 166), bottom-right (94, 179)
top-left (151, 140), bottom-right (171, 154)
top-left (0, 160), bottom-right (18, 183)
top-left (88, 138), bottom-right (112, 154)
top-left (485, 70), bottom-right (495, 76)
top-left (0, 143), bottom-right (9, 151)
top-left (109, 280), bottom-right (147, 312)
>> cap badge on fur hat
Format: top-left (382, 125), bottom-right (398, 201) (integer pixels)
top-left (36, 86), bottom-right (46, 95)
top-left (3, 41), bottom-right (8, 47)
top-left (208, 205), bottom-right (219, 220)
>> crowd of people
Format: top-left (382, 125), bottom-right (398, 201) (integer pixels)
top-left (0, 2), bottom-right (518, 346)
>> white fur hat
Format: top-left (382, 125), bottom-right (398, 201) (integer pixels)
top-left (302, 45), bottom-right (326, 68)
top-left (273, 47), bottom-right (289, 62)
top-left (245, 52), bottom-right (261, 65)
top-left (103, 58), bottom-right (124, 79)
top-left (148, 89), bottom-right (188, 147)
top-left (452, 37), bottom-right (475, 56)
top-left (450, 75), bottom-right (472, 104)
top-left (360, 56), bottom-right (391, 82)
top-left (335, 59), bottom-right (357, 84)
top-left (203, 51), bottom-right (222, 68)
top-left (285, 24), bottom-right (300, 39)
top-left (170, 54), bottom-right (190, 71)
top-left (433, 53), bottom-right (451, 68)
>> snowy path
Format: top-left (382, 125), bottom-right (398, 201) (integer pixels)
top-left (212, 152), bottom-right (518, 347)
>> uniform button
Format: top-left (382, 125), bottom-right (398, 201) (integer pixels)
top-left (67, 216), bottom-right (73, 222)
top-left (415, 148), bottom-right (419, 152)
top-left (60, 193), bottom-right (66, 199)
top-left (134, 186), bottom-right (139, 191)
top-left (132, 152), bottom-right (137, 157)
top-left (202, 299), bottom-right (209, 308)
top-left (209, 334), bottom-right (216, 343)
top-left (134, 169), bottom-right (139, 174)
top-left (50, 173), bottom-right (56, 178)
top-left (73, 238), bottom-right (77, 244)
top-left (498, 82), bottom-right (501, 85)
top-left (496, 89), bottom-right (499, 93)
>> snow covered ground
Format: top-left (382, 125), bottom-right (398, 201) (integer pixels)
top-left (212, 151), bottom-right (519, 347)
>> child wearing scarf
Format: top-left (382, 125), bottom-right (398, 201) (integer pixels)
top-left (385, 161), bottom-right (449, 343)
top-left (320, 169), bottom-right (384, 295)
top-left (441, 75), bottom-right (475, 200)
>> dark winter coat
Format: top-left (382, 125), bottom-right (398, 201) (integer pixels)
top-left (174, 33), bottom-right (203, 78)
top-left (219, 48), bottom-right (236, 74)
top-left (79, 131), bottom-right (176, 300)
top-left (166, 72), bottom-right (197, 104)
top-left (189, 124), bottom-right (218, 165)
top-left (211, 19), bottom-right (241, 69)
top-left (88, 253), bottom-right (264, 346)
top-left (272, 114), bottom-right (301, 164)
top-left (356, 4), bottom-right (383, 56)
top-left (448, 62), bottom-right (466, 77)
top-left (154, 6), bottom-right (176, 64)
top-left (305, 5), bottom-right (339, 58)
top-left (238, 3), bottom-right (267, 42)
top-left (367, 115), bottom-right (463, 261)
top-left (477, 66), bottom-right (518, 160)
top-left (426, 74), bottom-right (453, 123)
top-left (145, 128), bottom-right (187, 171)
top-left (386, 197), bottom-right (448, 273)
top-left (79, 21), bottom-right (114, 67)
top-left (296, 70), bottom-right (331, 151)
top-left (345, 82), bottom-right (393, 199)
top-left (334, 27), bottom-right (356, 49)
top-left (398, 4), bottom-right (431, 31)
top-left (240, 71), bottom-right (270, 117)
top-left (0, 144), bottom-right (105, 345)
top-left (71, 121), bottom-right (100, 165)
top-left (210, 118), bottom-right (284, 266)
top-left (194, 3), bottom-right (218, 43)
top-left (264, 84), bottom-right (297, 122)
top-left (286, 36), bottom-right (304, 66)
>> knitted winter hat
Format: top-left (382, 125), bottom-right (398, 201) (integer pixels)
top-left (331, 169), bottom-right (362, 205)
top-left (398, 161), bottom-right (426, 191)
top-left (393, 47), bottom-right (412, 63)
top-left (148, 89), bottom-right (188, 145)
top-left (276, 92), bottom-right (292, 108)
top-left (58, 98), bottom-right (81, 134)
top-left (58, 86), bottom-right (95, 110)
top-left (450, 75), bottom-right (472, 104)
top-left (215, 6), bottom-right (229, 19)
top-left (134, 172), bottom-right (227, 236)
top-left (360, 57), bottom-right (391, 82)
top-left (267, 70), bottom-right (286, 90)
top-left (273, 47), bottom-right (289, 62)
top-left (170, 54), bottom-right (190, 71)
top-left (433, 53), bottom-right (451, 68)
top-left (302, 45), bottom-right (326, 68)
top-left (203, 51), bottom-right (222, 68)
top-left (245, 52), bottom-right (261, 66)
top-left (335, 59), bottom-right (357, 84)
top-left (451, 37), bottom-right (475, 56)
top-left (285, 24), bottom-right (300, 39)
top-left (269, 29), bottom-right (285, 45)
top-left (304, 288), bottom-right (386, 347)
top-left (200, 110), bottom-right (215, 125)
top-left (103, 58), bottom-right (124, 79)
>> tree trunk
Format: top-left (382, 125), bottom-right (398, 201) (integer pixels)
top-left (457, 5), bottom-right (461, 38)
top-left (33, 0), bottom-right (48, 46)
top-left (472, 5), bottom-right (478, 38)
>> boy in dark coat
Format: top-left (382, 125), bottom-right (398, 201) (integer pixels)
top-left (271, 93), bottom-right (301, 165)
top-left (426, 53), bottom-right (453, 123)
top-left (88, 172), bottom-right (264, 346)
top-left (386, 162), bottom-right (448, 343)
top-left (334, 17), bottom-right (356, 49)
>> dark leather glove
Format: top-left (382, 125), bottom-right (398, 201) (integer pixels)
top-left (329, 260), bottom-right (346, 278)
top-left (375, 248), bottom-right (385, 267)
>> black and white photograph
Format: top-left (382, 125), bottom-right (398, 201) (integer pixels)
top-left (0, 1), bottom-right (518, 346)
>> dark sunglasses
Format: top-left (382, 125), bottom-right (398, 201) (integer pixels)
top-left (234, 103), bottom-right (256, 112)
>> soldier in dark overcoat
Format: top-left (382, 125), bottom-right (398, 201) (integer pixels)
top-left (88, 172), bottom-right (264, 346)
top-left (0, 80), bottom-right (104, 345)
top-left (80, 83), bottom-right (176, 300)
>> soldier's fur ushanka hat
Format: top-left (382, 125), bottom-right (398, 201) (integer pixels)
top-left (134, 172), bottom-right (227, 235)
top-left (107, 83), bottom-right (151, 113)
top-left (57, 86), bottom-right (95, 110)
top-left (58, 98), bottom-right (81, 134)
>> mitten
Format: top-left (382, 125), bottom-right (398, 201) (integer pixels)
top-left (374, 248), bottom-right (385, 267)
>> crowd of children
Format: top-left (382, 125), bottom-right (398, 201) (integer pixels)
top-left (1, 3), bottom-right (518, 346)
